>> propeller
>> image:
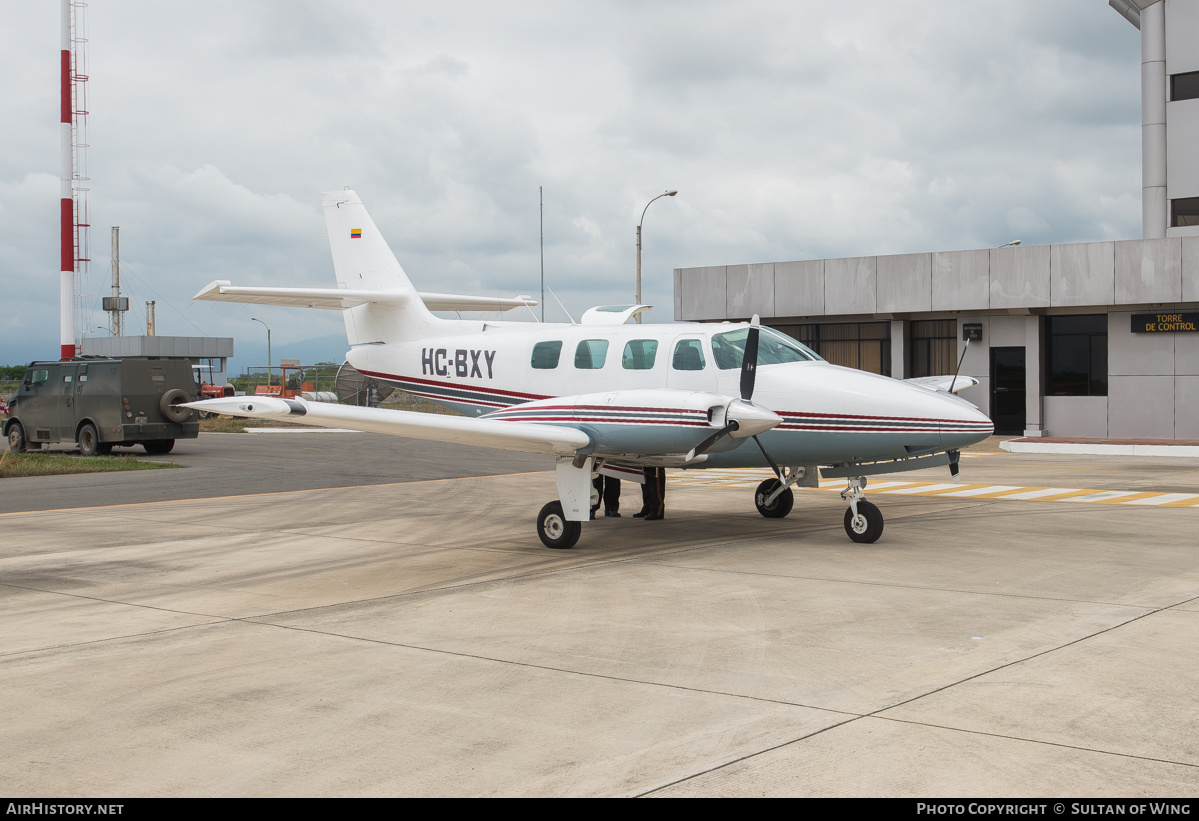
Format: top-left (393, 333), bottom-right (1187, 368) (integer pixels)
top-left (740, 318), bottom-right (759, 401)
top-left (686, 420), bottom-right (740, 461)
top-left (686, 315), bottom-right (783, 464)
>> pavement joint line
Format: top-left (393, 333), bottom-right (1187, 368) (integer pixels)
top-left (0, 483), bottom-right (1087, 623)
top-left (637, 706), bottom-right (1199, 797)
top-left (635, 714), bottom-right (866, 797)
top-left (869, 595), bottom-right (1199, 720)
top-left (236, 616), bottom-right (863, 720)
top-left (871, 715), bottom-right (1199, 771)
top-left (672, 472), bottom-right (1199, 509)
top-left (638, 592), bottom-right (1199, 796)
top-left (636, 561), bottom-right (1163, 611)
top-left (0, 470), bottom-right (551, 517)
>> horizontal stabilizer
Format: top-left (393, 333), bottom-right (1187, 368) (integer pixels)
top-left (193, 280), bottom-right (536, 312)
top-left (184, 396), bottom-right (590, 456)
top-left (419, 292), bottom-right (537, 312)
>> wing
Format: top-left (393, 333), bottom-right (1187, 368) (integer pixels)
top-left (184, 396), bottom-right (589, 456)
top-left (193, 280), bottom-right (535, 312)
top-left (904, 375), bottom-right (979, 395)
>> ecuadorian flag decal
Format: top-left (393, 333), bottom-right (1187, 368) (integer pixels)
top-left (350, 228), bottom-right (362, 239)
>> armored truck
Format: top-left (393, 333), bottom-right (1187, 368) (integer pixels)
top-left (3, 358), bottom-right (199, 455)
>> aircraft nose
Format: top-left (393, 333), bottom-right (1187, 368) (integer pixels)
top-left (933, 395), bottom-right (994, 450)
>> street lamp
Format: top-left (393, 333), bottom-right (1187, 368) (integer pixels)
top-left (251, 317), bottom-right (272, 391)
top-left (997, 239), bottom-right (1022, 248)
top-left (636, 189), bottom-right (678, 324)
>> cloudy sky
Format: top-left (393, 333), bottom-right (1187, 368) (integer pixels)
top-left (0, 0), bottom-right (1142, 371)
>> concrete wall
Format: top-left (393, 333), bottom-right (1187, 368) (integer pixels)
top-left (80, 335), bottom-right (234, 359)
top-left (79, 336), bottom-right (235, 385)
top-left (1166, 0), bottom-right (1199, 75)
top-left (677, 237), bottom-right (1199, 321)
top-left (1044, 396), bottom-right (1108, 439)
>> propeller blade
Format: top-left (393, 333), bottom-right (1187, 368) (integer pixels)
top-left (740, 316), bottom-right (760, 401)
top-left (686, 420), bottom-right (739, 462)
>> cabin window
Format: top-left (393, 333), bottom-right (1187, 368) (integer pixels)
top-left (574, 339), bottom-right (609, 369)
top-left (710, 327), bottom-right (819, 370)
top-left (671, 339), bottom-right (706, 371)
top-left (27, 370), bottom-right (49, 386)
top-left (622, 339), bottom-right (658, 370)
top-left (530, 341), bottom-right (563, 369)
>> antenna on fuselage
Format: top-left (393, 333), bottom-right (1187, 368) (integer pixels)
top-left (546, 285), bottom-right (576, 324)
top-left (949, 338), bottom-right (971, 395)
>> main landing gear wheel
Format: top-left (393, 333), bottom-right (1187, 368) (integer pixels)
top-left (537, 501), bottom-right (582, 549)
top-left (844, 500), bottom-right (884, 544)
top-left (754, 479), bottom-right (794, 519)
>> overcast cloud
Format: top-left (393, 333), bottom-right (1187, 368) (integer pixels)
top-left (0, 0), bottom-right (1141, 370)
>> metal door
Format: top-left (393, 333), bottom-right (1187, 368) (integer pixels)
top-left (990, 347), bottom-right (1026, 435)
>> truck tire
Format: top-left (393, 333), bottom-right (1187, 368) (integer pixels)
top-left (160, 389), bottom-right (192, 423)
top-left (6, 421), bottom-right (26, 453)
top-left (78, 423), bottom-right (101, 457)
top-left (143, 439), bottom-right (175, 454)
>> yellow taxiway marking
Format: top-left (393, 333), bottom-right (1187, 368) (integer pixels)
top-left (667, 469), bottom-right (1199, 509)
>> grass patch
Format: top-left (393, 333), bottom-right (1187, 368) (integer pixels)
top-left (381, 393), bottom-right (463, 416)
top-left (0, 450), bottom-right (178, 479)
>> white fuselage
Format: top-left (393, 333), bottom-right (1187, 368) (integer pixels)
top-left (347, 316), bottom-right (994, 469)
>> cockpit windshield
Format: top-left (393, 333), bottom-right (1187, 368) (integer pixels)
top-left (709, 327), bottom-right (822, 370)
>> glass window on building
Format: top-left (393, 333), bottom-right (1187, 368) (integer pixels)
top-left (574, 339), bottom-right (609, 369)
top-left (1172, 197), bottom-right (1199, 228)
top-left (909, 319), bottom-right (957, 378)
top-left (1047, 315), bottom-right (1107, 396)
top-left (1171, 70), bottom-right (1199, 102)
top-left (775, 322), bottom-right (891, 376)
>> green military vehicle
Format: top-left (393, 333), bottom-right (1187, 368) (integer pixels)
top-left (3, 358), bottom-right (199, 455)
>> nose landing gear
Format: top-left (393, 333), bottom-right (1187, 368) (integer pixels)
top-left (841, 477), bottom-right (883, 543)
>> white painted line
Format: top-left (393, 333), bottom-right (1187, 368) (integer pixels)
top-left (995, 487), bottom-right (1079, 500)
top-left (881, 483), bottom-right (962, 495)
top-left (1064, 490), bottom-right (1141, 503)
top-left (1124, 493), bottom-right (1199, 506)
top-left (1001, 441), bottom-right (1199, 458)
top-left (936, 485), bottom-right (1023, 497)
top-left (246, 428), bottom-right (358, 433)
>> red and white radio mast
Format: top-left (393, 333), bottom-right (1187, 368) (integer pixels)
top-left (60, 0), bottom-right (90, 360)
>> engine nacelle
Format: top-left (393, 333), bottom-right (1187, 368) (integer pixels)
top-left (483, 388), bottom-right (780, 457)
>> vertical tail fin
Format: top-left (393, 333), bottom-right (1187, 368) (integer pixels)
top-left (323, 189), bottom-right (434, 344)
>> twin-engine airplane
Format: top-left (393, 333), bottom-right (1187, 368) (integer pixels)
top-left (188, 189), bottom-right (993, 549)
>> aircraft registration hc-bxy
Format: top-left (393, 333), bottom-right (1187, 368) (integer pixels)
top-left (188, 189), bottom-right (994, 549)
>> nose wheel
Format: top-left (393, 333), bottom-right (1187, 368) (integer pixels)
top-left (841, 477), bottom-right (884, 543)
top-left (843, 500), bottom-right (884, 543)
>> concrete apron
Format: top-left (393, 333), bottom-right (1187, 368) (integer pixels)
top-left (1, 460), bottom-right (1197, 796)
